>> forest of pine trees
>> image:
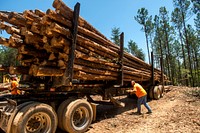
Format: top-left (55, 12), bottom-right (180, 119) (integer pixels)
top-left (111, 0), bottom-right (199, 87)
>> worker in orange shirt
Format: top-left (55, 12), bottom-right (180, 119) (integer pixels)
top-left (9, 75), bottom-right (20, 95)
top-left (131, 80), bottom-right (152, 115)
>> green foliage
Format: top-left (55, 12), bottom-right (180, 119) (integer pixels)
top-left (134, 8), bottom-right (153, 63)
top-left (110, 0), bottom-right (200, 87)
top-left (0, 46), bottom-right (18, 66)
top-left (194, 13), bottom-right (200, 38)
top-left (111, 27), bottom-right (121, 46)
top-left (127, 40), bottom-right (145, 61)
top-left (191, 0), bottom-right (200, 14)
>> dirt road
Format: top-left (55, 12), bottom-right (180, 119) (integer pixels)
top-left (86, 86), bottom-right (200, 133)
top-left (0, 86), bottom-right (199, 133)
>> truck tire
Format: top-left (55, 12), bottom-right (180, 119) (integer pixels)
top-left (149, 86), bottom-right (162, 100)
top-left (57, 97), bottom-right (77, 130)
top-left (11, 102), bottom-right (58, 133)
top-left (8, 101), bottom-right (35, 133)
top-left (62, 99), bottom-right (93, 133)
top-left (159, 85), bottom-right (164, 97)
top-left (153, 86), bottom-right (161, 100)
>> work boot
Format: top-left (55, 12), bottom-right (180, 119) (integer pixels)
top-left (136, 112), bottom-right (142, 115)
top-left (146, 111), bottom-right (152, 114)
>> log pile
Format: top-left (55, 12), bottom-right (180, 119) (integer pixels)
top-left (0, 0), bottom-right (163, 83)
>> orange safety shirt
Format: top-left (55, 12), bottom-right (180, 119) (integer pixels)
top-left (10, 81), bottom-right (19, 95)
top-left (133, 83), bottom-right (147, 98)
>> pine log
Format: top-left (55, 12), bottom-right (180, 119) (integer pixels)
top-left (18, 45), bottom-right (48, 58)
top-left (29, 65), bottom-right (64, 76)
top-left (20, 27), bottom-right (28, 36)
top-left (6, 26), bottom-right (20, 35)
top-left (74, 59), bottom-right (119, 72)
top-left (49, 22), bottom-right (71, 36)
top-left (42, 25), bottom-right (60, 37)
top-left (0, 12), bottom-right (9, 22)
top-left (124, 51), bottom-right (151, 68)
top-left (74, 64), bottom-right (118, 77)
top-left (46, 9), bottom-right (118, 52)
top-left (73, 71), bottom-right (116, 81)
top-left (8, 12), bottom-right (27, 27)
top-left (37, 20), bottom-right (118, 60)
top-left (40, 60), bottom-right (57, 66)
top-left (50, 36), bottom-right (70, 49)
top-left (77, 35), bottom-right (118, 59)
top-left (123, 58), bottom-right (149, 71)
top-left (58, 52), bottom-right (68, 60)
top-left (23, 10), bottom-right (42, 24)
top-left (43, 42), bottom-right (65, 53)
top-left (17, 53), bottom-right (34, 61)
top-left (76, 45), bottom-right (104, 58)
top-left (41, 21), bottom-right (118, 59)
top-left (0, 22), bottom-right (10, 30)
top-left (8, 36), bottom-right (23, 48)
top-left (12, 33), bottom-right (22, 39)
top-left (28, 65), bottom-right (117, 79)
top-left (25, 31), bottom-right (43, 44)
top-left (56, 56), bottom-right (119, 72)
top-left (0, 22), bottom-right (20, 35)
top-left (41, 15), bottom-right (52, 25)
top-left (48, 53), bottom-right (57, 60)
top-left (53, 0), bottom-right (108, 40)
top-left (9, 66), bottom-right (29, 75)
top-left (123, 66), bottom-right (151, 76)
top-left (31, 22), bottom-right (42, 34)
top-left (0, 37), bottom-right (9, 47)
top-left (46, 9), bottom-right (72, 28)
top-left (35, 9), bottom-right (45, 17)
top-left (123, 70), bottom-right (151, 79)
top-left (57, 59), bottom-right (66, 69)
top-left (75, 51), bottom-right (119, 68)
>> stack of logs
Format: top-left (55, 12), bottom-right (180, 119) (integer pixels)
top-left (0, 0), bottom-right (162, 82)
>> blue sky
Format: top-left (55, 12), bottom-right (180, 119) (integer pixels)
top-left (0, 0), bottom-right (183, 62)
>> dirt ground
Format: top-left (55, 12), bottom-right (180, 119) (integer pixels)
top-left (0, 86), bottom-right (199, 133)
top-left (85, 86), bottom-right (200, 133)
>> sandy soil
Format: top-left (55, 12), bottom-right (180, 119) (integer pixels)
top-left (0, 86), bottom-right (199, 133)
top-left (86, 86), bottom-right (200, 133)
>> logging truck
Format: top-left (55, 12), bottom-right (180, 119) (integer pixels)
top-left (0, 0), bottom-right (165, 133)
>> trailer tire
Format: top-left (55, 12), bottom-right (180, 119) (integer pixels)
top-left (11, 102), bottom-right (58, 133)
top-left (153, 86), bottom-right (161, 100)
top-left (62, 99), bottom-right (93, 133)
top-left (8, 101), bottom-right (35, 133)
top-left (149, 86), bottom-right (162, 100)
top-left (159, 85), bottom-right (164, 97)
top-left (57, 97), bottom-right (77, 130)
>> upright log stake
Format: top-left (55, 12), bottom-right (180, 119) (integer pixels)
top-left (62, 2), bottom-right (80, 86)
top-left (114, 32), bottom-right (124, 88)
top-left (151, 52), bottom-right (155, 86)
top-left (118, 32), bottom-right (124, 86)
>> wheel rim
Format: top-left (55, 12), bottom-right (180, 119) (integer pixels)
top-left (25, 112), bottom-right (51, 133)
top-left (72, 106), bottom-right (90, 130)
top-left (157, 88), bottom-right (161, 99)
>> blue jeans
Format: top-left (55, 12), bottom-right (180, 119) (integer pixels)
top-left (137, 95), bottom-right (152, 113)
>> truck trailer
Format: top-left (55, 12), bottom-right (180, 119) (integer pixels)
top-left (0, 0), bottom-right (165, 133)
